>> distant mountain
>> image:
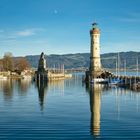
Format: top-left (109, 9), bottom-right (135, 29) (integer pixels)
top-left (25, 51), bottom-right (140, 69)
top-left (26, 53), bottom-right (89, 69)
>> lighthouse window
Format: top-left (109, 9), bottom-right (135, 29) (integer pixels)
top-left (95, 35), bottom-right (97, 38)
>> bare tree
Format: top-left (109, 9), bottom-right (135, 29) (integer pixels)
top-left (0, 59), bottom-right (4, 71)
top-left (14, 58), bottom-right (30, 73)
top-left (2, 52), bottom-right (14, 71)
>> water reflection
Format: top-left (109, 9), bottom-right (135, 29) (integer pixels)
top-left (86, 81), bottom-right (140, 138)
top-left (89, 83), bottom-right (101, 137)
top-left (0, 79), bottom-right (14, 101)
top-left (85, 82), bottom-right (109, 137)
top-left (0, 73), bottom-right (140, 139)
top-left (0, 78), bottom-right (32, 101)
top-left (17, 79), bottom-right (32, 95)
top-left (48, 80), bottom-right (64, 95)
top-left (36, 80), bottom-right (48, 111)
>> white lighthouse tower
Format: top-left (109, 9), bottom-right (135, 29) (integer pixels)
top-left (90, 23), bottom-right (102, 79)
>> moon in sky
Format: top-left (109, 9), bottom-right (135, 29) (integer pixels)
top-left (54, 10), bottom-right (58, 14)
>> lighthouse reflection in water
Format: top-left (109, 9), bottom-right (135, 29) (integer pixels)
top-left (89, 83), bottom-right (101, 137)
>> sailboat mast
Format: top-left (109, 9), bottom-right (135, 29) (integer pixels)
top-left (116, 57), bottom-right (118, 76)
top-left (136, 57), bottom-right (139, 76)
top-left (124, 60), bottom-right (126, 76)
top-left (117, 53), bottom-right (120, 76)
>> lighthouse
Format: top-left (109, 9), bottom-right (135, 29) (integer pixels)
top-left (90, 23), bottom-right (102, 79)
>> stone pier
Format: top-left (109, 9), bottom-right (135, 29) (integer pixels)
top-left (35, 52), bottom-right (72, 82)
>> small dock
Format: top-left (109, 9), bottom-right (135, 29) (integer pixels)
top-left (107, 72), bottom-right (140, 90)
top-left (85, 69), bottom-right (140, 90)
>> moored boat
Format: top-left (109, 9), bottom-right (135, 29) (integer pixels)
top-left (90, 78), bottom-right (108, 84)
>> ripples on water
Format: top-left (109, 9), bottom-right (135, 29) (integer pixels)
top-left (0, 73), bottom-right (140, 140)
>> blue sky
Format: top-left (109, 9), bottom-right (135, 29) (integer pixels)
top-left (0, 0), bottom-right (140, 56)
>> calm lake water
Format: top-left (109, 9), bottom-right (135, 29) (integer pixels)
top-left (0, 73), bottom-right (140, 140)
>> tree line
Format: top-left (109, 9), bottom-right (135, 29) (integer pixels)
top-left (0, 52), bottom-right (30, 74)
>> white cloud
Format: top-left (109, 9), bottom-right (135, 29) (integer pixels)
top-left (0, 28), bottom-right (45, 46)
top-left (16, 28), bottom-right (44, 37)
top-left (16, 29), bottom-right (35, 37)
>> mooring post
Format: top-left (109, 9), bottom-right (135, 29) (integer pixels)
top-left (125, 77), bottom-right (127, 85)
top-left (130, 77), bottom-right (132, 88)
